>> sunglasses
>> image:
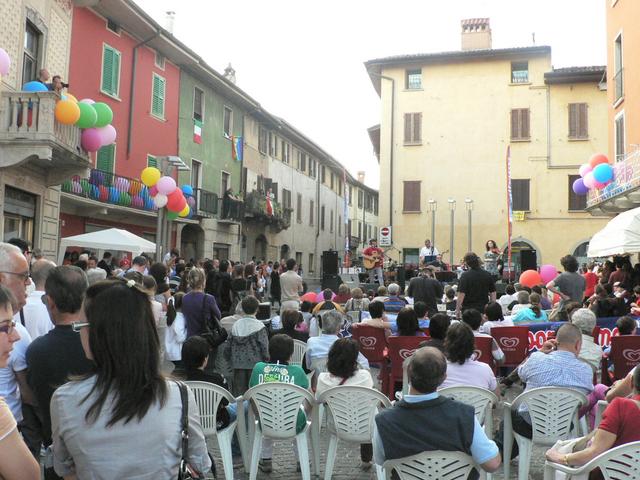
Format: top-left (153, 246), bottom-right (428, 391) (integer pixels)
top-left (0, 320), bottom-right (16, 335)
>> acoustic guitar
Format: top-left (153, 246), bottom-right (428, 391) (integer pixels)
top-left (363, 249), bottom-right (389, 270)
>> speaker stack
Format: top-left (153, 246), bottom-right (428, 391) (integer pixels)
top-left (321, 250), bottom-right (341, 291)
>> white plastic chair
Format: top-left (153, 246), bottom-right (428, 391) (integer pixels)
top-left (316, 386), bottom-right (391, 480)
top-left (438, 386), bottom-right (499, 438)
top-left (594, 399), bottom-right (609, 428)
top-left (243, 382), bottom-right (315, 480)
top-left (382, 450), bottom-right (485, 480)
top-left (291, 339), bottom-right (308, 366)
top-left (185, 381), bottom-right (240, 480)
top-left (543, 440), bottom-right (640, 480)
top-left (503, 387), bottom-right (587, 480)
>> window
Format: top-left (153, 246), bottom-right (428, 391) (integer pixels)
top-left (221, 172), bottom-right (230, 195)
top-left (568, 175), bottom-right (586, 211)
top-left (615, 111), bottom-right (625, 161)
top-left (358, 221), bottom-right (362, 241)
top-left (96, 144), bottom-right (115, 173)
top-left (193, 87), bottom-right (204, 121)
top-left (223, 106), bottom-right (233, 137)
top-left (270, 182), bottom-right (278, 202)
top-left (320, 205), bottom-right (325, 231)
top-left (358, 190), bottom-right (363, 208)
top-left (269, 132), bottom-right (274, 155)
top-left (296, 252), bottom-right (303, 268)
top-left (568, 103), bottom-right (588, 139)
top-left (151, 73), bottom-right (166, 119)
top-left (348, 186), bottom-right (352, 205)
top-left (614, 34), bottom-right (623, 102)
top-left (191, 159), bottom-right (202, 188)
top-left (511, 179), bottom-right (530, 211)
top-left (258, 127), bottom-right (268, 154)
top-left (296, 193), bottom-right (302, 223)
top-left (282, 189), bottom-right (291, 209)
top-left (274, 136), bottom-right (279, 158)
top-left (403, 113), bottom-right (422, 144)
top-left (282, 142), bottom-right (290, 164)
top-left (373, 197), bottom-right (378, 215)
top-left (101, 44), bottom-right (121, 97)
top-left (338, 216), bottom-right (342, 236)
top-left (511, 62), bottom-right (529, 83)
top-left (309, 200), bottom-right (314, 225)
top-left (374, 226), bottom-right (378, 241)
top-left (22, 21), bottom-right (41, 85)
top-left (330, 172), bottom-right (334, 190)
top-left (330, 210), bottom-right (334, 233)
top-left (308, 253), bottom-right (314, 273)
top-left (106, 18), bottom-right (120, 34)
top-left (309, 159), bottom-right (316, 178)
top-left (348, 219), bottom-right (352, 236)
top-left (299, 152), bottom-right (306, 171)
top-left (146, 154), bottom-right (157, 168)
top-left (510, 108), bottom-right (530, 140)
top-left (402, 181), bottom-right (421, 212)
top-left (321, 165), bottom-right (326, 184)
top-left (406, 68), bottom-right (422, 89)
top-left (154, 51), bottom-right (165, 69)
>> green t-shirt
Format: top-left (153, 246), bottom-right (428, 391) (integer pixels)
top-left (249, 362), bottom-right (309, 432)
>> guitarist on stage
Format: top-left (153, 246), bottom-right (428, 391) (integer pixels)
top-left (363, 238), bottom-right (384, 285)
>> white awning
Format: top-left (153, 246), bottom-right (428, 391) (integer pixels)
top-left (587, 206), bottom-right (640, 257)
top-left (58, 228), bottom-right (155, 263)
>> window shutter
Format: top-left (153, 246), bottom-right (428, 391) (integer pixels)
top-left (568, 104), bottom-right (578, 138)
top-left (101, 46), bottom-right (115, 94)
top-left (96, 145), bottom-right (115, 173)
top-left (271, 182), bottom-right (278, 202)
top-left (578, 104), bottom-right (588, 138)
top-left (152, 75), bottom-right (166, 118)
top-left (147, 155), bottom-right (157, 168)
top-left (521, 109), bottom-right (530, 138)
top-left (404, 114), bottom-right (412, 143)
top-left (403, 181), bottom-right (421, 212)
top-left (413, 113), bottom-right (422, 142)
top-left (510, 110), bottom-right (519, 139)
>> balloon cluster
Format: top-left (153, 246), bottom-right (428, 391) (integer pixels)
top-left (573, 153), bottom-right (614, 196)
top-left (61, 172), bottom-right (155, 211)
top-left (519, 264), bottom-right (557, 288)
top-left (140, 167), bottom-right (194, 220)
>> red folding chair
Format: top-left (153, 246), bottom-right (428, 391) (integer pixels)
top-left (473, 336), bottom-right (496, 372)
top-left (491, 326), bottom-right (529, 367)
top-left (385, 336), bottom-right (427, 399)
top-left (351, 324), bottom-right (389, 393)
top-left (608, 335), bottom-right (640, 381)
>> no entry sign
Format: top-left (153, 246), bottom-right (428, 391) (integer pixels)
top-left (379, 226), bottom-right (392, 246)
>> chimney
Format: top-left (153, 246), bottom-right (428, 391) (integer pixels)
top-left (165, 11), bottom-right (175, 34)
top-left (357, 171), bottom-right (365, 183)
top-left (223, 63), bottom-right (236, 84)
top-left (461, 18), bottom-right (492, 51)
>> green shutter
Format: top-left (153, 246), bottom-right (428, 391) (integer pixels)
top-left (152, 74), bottom-right (166, 118)
top-left (147, 155), bottom-right (157, 168)
top-left (101, 45), bottom-right (120, 96)
top-left (96, 145), bottom-right (115, 173)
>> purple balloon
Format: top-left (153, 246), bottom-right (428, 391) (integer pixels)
top-left (81, 128), bottom-right (102, 153)
top-left (0, 48), bottom-right (10, 76)
top-left (97, 124), bottom-right (117, 146)
top-left (187, 196), bottom-right (196, 207)
top-left (572, 177), bottom-right (589, 196)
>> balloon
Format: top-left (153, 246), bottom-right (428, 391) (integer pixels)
top-left (578, 164), bottom-right (592, 178)
top-left (539, 264), bottom-right (558, 284)
top-left (64, 93), bottom-right (78, 103)
top-left (166, 189), bottom-right (186, 212)
top-left (97, 124), bottom-right (117, 146)
top-left (141, 167), bottom-right (161, 187)
top-left (92, 102), bottom-right (113, 128)
top-left (589, 153), bottom-right (609, 169)
top-left (79, 98), bottom-right (95, 104)
top-left (572, 178), bottom-right (589, 196)
top-left (54, 100), bottom-right (81, 125)
top-left (301, 292), bottom-right (317, 303)
top-left (149, 185), bottom-right (158, 197)
top-left (76, 102), bottom-right (97, 128)
top-left (583, 172), bottom-right (596, 189)
top-left (178, 205), bottom-right (190, 217)
top-left (187, 196), bottom-right (196, 208)
top-left (153, 193), bottom-right (168, 208)
top-left (156, 176), bottom-right (177, 195)
top-left (22, 81), bottom-right (48, 92)
top-left (0, 48), bottom-right (10, 76)
top-left (81, 128), bottom-right (102, 152)
top-left (592, 163), bottom-right (613, 183)
top-left (166, 211), bottom-right (179, 221)
top-left (594, 180), bottom-right (608, 189)
top-left (519, 270), bottom-right (542, 288)
top-left (181, 185), bottom-right (193, 197)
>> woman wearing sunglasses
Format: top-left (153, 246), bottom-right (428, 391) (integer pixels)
top-left (0, 284), bottom-right (40, 480)
top-left (49, 279), bottom-right (211, 479)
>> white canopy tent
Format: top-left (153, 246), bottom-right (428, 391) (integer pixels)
top-left (58, 228), bottom-right (156, 264)
top-left (587, 206), bottom-right (640, 258)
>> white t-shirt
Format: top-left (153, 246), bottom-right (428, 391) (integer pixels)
top-left (419, 246), bottom-right (439, 259)
top-left (316, 368), bottom-right (374, 397)
top-left (440, 359), bottom-right (497, 391)
top-left (23, 289), bottom-right (54, 340)
top-left (165, 312), bottom-right (187, 362)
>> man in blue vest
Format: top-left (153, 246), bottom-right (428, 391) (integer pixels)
top-left (373, 347), bottom-right (501, 474)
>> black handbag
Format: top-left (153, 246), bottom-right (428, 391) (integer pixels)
top-left (176, 382), bottom-right (203, 480)
top-left (199, 293), bottom-right (227, 349)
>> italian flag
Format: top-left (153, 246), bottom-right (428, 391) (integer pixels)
top-left (193, 119), bottom-right (202, 144)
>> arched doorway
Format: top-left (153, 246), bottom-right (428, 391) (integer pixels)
top-left (254, 234), bottom-right (267, 261)
top-left (181, 224), bottom-right (204, 263)
top-left (502, 239), bottom-right (538, 279)
top-left (573, 241), bottom-right (590, 268)
top-left (280, 244), bottom-right (290, 260)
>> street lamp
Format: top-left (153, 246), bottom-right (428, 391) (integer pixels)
top-left (465, 198), bottom-right (473, 253)
top-left (427, 199), bottom-right (437, 248)
top-left (448, 198), bottom-right (456, 266)
top-left (155, 156), bottom-right (190, 260)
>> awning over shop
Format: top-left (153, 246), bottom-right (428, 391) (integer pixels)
top-left (587, 206), bottom-right (640, 257)
top-left (58, 228), bottom-right (156, 263)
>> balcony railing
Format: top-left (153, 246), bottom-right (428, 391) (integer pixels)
top-left (511, 70), bottom-right (529, 84)
top-left (220, 194), bottom-right (244, 222)
top-left (244, 190), bottom-right (291, 231)
top-left (614, 69), bottom-right (624, 103)
top-left (192, 188), bottom-right (218, 217)
top-left (587, 150), bottom-right (640, 209)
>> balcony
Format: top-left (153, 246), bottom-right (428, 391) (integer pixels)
top-left (614, 69), bottom-right (624, 103)
top-left (0, 91), bottom-right (90, 184)
top-left (586, 150), bottom-right (640, 215)
top-left (219, 194), bottom-right (244, 223)
top-left (244, 190), bottom-right (291, 231)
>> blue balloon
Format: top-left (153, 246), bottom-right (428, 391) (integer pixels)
top-left (592, 163), bottom-right (613, 183)
top-left (181, 185), bottom-right (193, 197)
top-left (22, 81), bottom-right (49, 92)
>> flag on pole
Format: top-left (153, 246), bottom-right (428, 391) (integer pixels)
top-left (343, 168), bottom-right (351, 267)
top-left (506, 145), bottom-right (513, 276)
top-left (193, 119), bottom-right (202, 144)
top-left (266, 188), bottom-right (273, 217)
top-left (231, 136), bottom-right (243, 162)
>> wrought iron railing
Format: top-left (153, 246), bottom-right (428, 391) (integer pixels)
top-left (244, 190), bottom-right (291, 230)
top-left (511, 70), bottom-right (529, 84)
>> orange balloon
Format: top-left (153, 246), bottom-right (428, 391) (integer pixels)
top-left (54, 99), bottom-right (81, 125)
top-left (519, 269), bottom-right (543, 288)
top-left (589, 153), bottom-right (609, 169)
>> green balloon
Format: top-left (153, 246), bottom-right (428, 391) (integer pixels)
top-left (93, 102), bottom-right (113, 128)
top-left (166, 210), bottom-right (179, 221)
top-left (76, 102), bottom-right (97, 128)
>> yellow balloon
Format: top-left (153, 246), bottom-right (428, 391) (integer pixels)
top-left (65, 93), bottom-right (78, 103)
top-left (141, 167), bottom-right (161, 187)
top-left (178, 205), bottom-right (190, 217)
top-left (54, 100), bottom-right (81, 125)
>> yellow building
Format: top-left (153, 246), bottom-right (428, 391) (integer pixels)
top-left (366, 18), bottom-right (608, 273)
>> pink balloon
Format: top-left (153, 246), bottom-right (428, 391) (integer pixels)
top-left (187, 196), bottom-right (196, 207)
top-left (0, 48), bottom-right (10, 76)
top-left (578, 163), bottom-right (592, 178)
top-left (594, 180), bottom-right (607, 189)
top-left (149, 185), bottom-right (158, 197)
top-left (583, 172), bottom-right (596, 189)
top-left (81, 128), bottom-right (102, 152)
top-left (79, 99), bottom-right (95, 104)
top-left (97, 124), bottom-right (116, 146)
top-left (539, 264), bottom-right (558, 284)
top-left (156, 176), bottom-right (177, 195)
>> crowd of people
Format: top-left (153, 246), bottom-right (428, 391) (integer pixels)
top-left (2, 238), bottom-right (640, 479)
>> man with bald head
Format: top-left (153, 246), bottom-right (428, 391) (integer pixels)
top-left (373, 347), bottom-right (501, 473)
top-left (23, 259), bottom-right (56, 339)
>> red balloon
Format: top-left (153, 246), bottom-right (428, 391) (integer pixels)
top-left (589, 153), bottom-right (609, 169)
top-left (519, 269), bottom-right (543, 288)
top-left (166, 189), bottom-right (186, 212)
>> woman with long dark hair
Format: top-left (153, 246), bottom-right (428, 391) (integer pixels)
top-left (484, 240), bottom-right (501, 278)
top-left (394, 307), bottom-right (426, 337)
top-left (50, 279), bottom-right (210, 478)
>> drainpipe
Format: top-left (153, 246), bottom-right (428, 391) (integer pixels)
top-left (127, 31), bottom-right (161, 157)
top-left (315, 165), bottom-right (320, 276)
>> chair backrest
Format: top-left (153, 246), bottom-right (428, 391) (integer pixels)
top-left (491, 326), bottom-right (529, 366)
top-left (438, 386), bottom-right (498, 426)
top-left (387, 336), bottom-right (427, 379)
top-left (511, 387), bottom-right (587, 445)
top-left (291, 339), bottom-right (308, 366)
top-left (383, 450), bottom-right (478, 480)
top-left (610, 335), bottom-right (640, 380)
top-left (351, 323), bottom-right (388, 363)
top-left (184, 381), bottom-right (236, 436)
top-left (317, 385), bottom-right (391, 443)
top-left (472, 336), bottom-right (495, 370)
top-left (578, 440), bottom-right (640, 480)
top-left (243, 382), bottom-right (314, 439)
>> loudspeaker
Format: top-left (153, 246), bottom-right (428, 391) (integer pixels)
top-left (520, 250), bottom-right (537, 272)
top-left (321, 274), bottom-right (342, 292)
top-left (322, 250), bottom-right (339, 275)
top-left (396, 266), bottom-right (406, 292)
top-left (256, 302), bottom-right (271, 320)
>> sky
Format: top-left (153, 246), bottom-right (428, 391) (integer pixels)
top-left (135, 0), bottom-right (606, 189)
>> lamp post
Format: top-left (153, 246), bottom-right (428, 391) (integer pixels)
top-left (465, 198), bottom-right (473, 253)
top-left (448, 198), bottom-right (456, 266)
top-left (155, 156), bottom-right (190, 260)
top-left (428, 199), bottom-right (437, 248)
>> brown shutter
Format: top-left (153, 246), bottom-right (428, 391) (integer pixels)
top-left (413, 113), bottom-right (422, 142)
top-left (579, 103), bottom-right (588, 138)
top-left (403, 181), bottom-right (421, 212)
top-left (511, 110), bottom-right (519, 139)
top-left (521, 109), bottom-right (530, 138)
top-left (404, 114), bottom-right (412, 143)
top-left (568, 104), bottom-right (578, 138)
top-left (568, 175), bottom-right (586, 211)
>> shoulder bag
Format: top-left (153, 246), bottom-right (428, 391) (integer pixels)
top-left (176, 381), bottom-right (204, 480)
top-left (200, 293), bottom-right (227, 349)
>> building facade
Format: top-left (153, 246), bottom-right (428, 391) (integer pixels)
top-left (366, 19), bottom-right (608, 272)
